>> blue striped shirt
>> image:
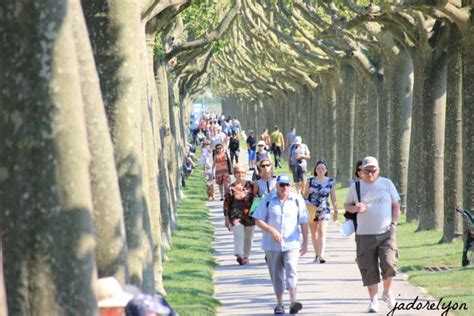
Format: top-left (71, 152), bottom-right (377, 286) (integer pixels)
top-left (253, 191), bottom-right (309, 251)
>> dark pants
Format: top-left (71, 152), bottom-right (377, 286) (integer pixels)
top-left (272, 145), bottom-right (282, 168)
top-left (230, 150), bottom-right (239, 164)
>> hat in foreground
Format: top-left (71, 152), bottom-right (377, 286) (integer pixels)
top-left (361, 156), bottom-right (379, 169)
top-left (276, 174), bottom-right (291, 184)
top-left (294, 136), bottom-right (302, 144)
top-left (97, 277), bottom-right (134, 308)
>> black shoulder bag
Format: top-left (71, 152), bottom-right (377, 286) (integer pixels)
top-left (343, 181), bottom-right (360, 229)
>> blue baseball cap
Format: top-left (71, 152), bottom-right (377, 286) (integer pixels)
top-left (126, 293), bottom-right (171, 316)
top-left (276, 174), bottom-right (291, 184)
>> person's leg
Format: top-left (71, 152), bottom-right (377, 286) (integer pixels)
top-left (243, 225), bottom-right (255, 263)
top-left (235, 150), bottom-right (239, 163)
top-left (265, 251), bottom-right (285, 306)
top-left (309, 220), bottom-right (317, 260)
top-left (276, 147), bottom-right (282, 167)
top-left (284, 249), bottom-right (303, 313)
top-left (367, 284), bottom-right (378, 301)
top-left (317, 220), bottom-right (329, 259)
top-left (218, 183), bottom-right (224, 200)
top-left (232, 221), bottom-right (244, 263)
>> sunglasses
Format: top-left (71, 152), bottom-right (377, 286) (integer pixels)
top-left (216, 147), bottom-right (223, 150)
top-left (364, 168), bottom-right (377, 174)
top-left (260, 164), bottom-right (271, 167)
top-left (278, 183), bottom-right (290, 187)
top-left (258, 144), bottom-right (264, 146)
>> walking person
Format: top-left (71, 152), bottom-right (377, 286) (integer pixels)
top-left (303, 160), bottom-right (338, 263)
top-left (246, 130), bottom-right (257, 170)
top-left (252, 174), bottom-right (309, 314)
top-left (212, 143), bottom-right (232, 201)
top-left (223, 163), bottom-right (255, 265)
top-left (253, 158), bottom-right (276, 198)
top-left (260, 128), bottom-right (272, 151)
top-left (287, 136), bottom-right (310, 194)
top-left (270, 125), bottom-right (285, 169)
top-left (253, 140), bottom-right (272, 180)
top-left (344, 156), bottom-right (401, 313)
top-left (229, 131), bottom-right (240, 164)
top-left (286, 127), bottom-right (296, 151)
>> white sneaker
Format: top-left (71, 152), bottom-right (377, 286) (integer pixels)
top-left (383, 292), bottom-right (396, 310)
top-left (368, 300), bottom-right (379, 313)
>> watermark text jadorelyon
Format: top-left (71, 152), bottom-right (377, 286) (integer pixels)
top-left (387, 296), bottom-right (468, 316)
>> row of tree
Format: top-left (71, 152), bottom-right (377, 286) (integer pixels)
top-left (0, 0), bottom-right (239, 314)
top-left (215, 1), bottom-right (473, 243)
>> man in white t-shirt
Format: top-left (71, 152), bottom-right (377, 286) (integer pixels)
top-left (344, 156), bottom-right (400, 314)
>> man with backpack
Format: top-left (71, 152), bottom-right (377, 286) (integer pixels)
top-left (252, 174), bottom-right (309, 315)
top-left (287, 136), bottom-right (310, 194)
top-left (344, 156), bottom-right (400, 313)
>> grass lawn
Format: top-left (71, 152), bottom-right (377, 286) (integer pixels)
top-left (162, 159), bottom-right (220, 315)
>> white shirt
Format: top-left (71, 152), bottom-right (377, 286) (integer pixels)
top-left (345, 177), bottom-right (400, 235)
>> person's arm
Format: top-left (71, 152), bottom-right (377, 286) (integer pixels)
top-left (253, 181), bottom-right (259, 196)
top-left (212, 156), bottom-right (217, 178)
top-left (300, 222), bottom-right (308, 256)
top-left (223, 192), bottom-right (233, 231)
top-left (255, 219), bottom-right (283, 244)
top-left (391, 202), bottom-right (401, 226)
top-left (330, 186), bottom-right (338, 221)
top-left (281, 133), bottom-right (285, 151)
top-left (302, 181), bottom-right (311, 200)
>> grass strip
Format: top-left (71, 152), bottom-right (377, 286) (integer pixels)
top-left (163, 161), bottom-right (220, 315)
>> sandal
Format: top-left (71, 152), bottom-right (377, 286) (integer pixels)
top-left (289, 301), bottom-right (303, 314)
top-left (274, 305), bottom-right (285, 314)
top-left (236, 256), bottom-right (244, 265)
top-left (242, 257), bottom-right (249, 265)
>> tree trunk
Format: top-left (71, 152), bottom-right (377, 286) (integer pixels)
top-left (1, 1), bottom-right (97, 313)
top-left (388, 48), bottom-right (414, 214)
top-left (461, 23), bottom-right (474, 219)
top-left (441, 24), bottom-right (463, 242)
top-left (336, 64), bottom-right (355, 186)
top-left (418, 43), bottom-right (447, 231)
top-left (83, 0), bottom-right (148, 287)
top-left (72, 0), bottom-right (128, 283)
top-left (155, 59), bottom-right (177, 249)
top-left (406, 55), bottom-right (428, 222)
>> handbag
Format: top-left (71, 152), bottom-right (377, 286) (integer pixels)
top-left (249, 197), bottom-right (262, 217)
top-left (341, 219), bottom-right (355, 237)
top-left (341, 181), bottom-right (361, 237)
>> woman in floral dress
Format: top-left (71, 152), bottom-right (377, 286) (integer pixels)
top-left (304, 160), bottom-right (338, 263)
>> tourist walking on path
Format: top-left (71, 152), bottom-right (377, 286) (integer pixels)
top-left (252, 140), bottom-right (272, 180)
top-left (246, 130), bottom-right (257, 170)
top-left (223, 163), bottom-right (255, 265)
top-left (260, 128), bottom-right (272, 151)
top-left (344, 156), bottom-right (401, 313)
top-left (304, 160), bottom-right (338, 263)
top-left (286, 127), bottom-right (296, 151)
top-left (212, 143), bottom-right (232, 201)
top-left (287, 136), bottom-right (310, 194)
top-left (228, 131), bottom-right (240, 164)
top-left (253, 158), bottom-right (276, 198)
top-left (252, 174), bottom-right (309, 315)
top-left (270, 125), bottom-right (285, 169)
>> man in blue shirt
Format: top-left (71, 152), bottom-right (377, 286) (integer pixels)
top-left (253, 174), bottom-right (309, 314)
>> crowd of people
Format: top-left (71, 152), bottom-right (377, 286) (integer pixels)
top-left (196, 114), bottom-right (401, 315)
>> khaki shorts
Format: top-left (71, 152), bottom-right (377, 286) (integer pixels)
top-left (355, 227), bottom-right (398, 286)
